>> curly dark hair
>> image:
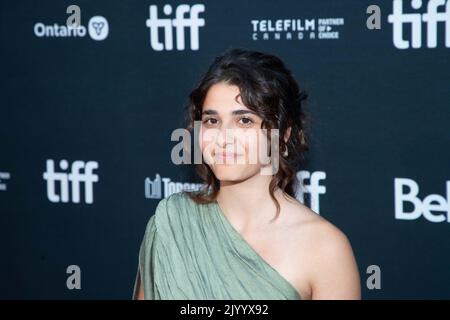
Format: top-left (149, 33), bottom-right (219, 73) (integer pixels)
top-left (184, 48), bottom-right (310, 219)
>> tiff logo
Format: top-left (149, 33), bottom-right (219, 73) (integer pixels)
top-left (43, 159), bottom-right (99, 204)
top-left (146, 4), bottom-right (205, 51)
top-left (296, 171), bottom-right (326, 214)
top-left (388, 0), bottom-right (450, 49)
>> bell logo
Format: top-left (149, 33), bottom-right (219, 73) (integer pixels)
top-left (388, 0), bottom-right (450, 49)
top-left (394, 178), bottom-right (450, 223)
top-left (43, 159), bottom-right (99, 204)
top-left (146, 4), bottom-right (205, 51)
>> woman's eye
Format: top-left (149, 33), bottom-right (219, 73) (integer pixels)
top-left (203, 118), bottom-right (218, 125)
top-left (238, 117), bottom-right (254, 126)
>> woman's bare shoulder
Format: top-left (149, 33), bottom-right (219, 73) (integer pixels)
top-left (282, 194), bottom-right (349, 245)
top-left (281, 196), bottom-right (361, 299)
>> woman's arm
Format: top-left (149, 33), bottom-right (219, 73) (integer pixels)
top-left (309, 222), bottom-right (361, 300)
top-left (135, 280), bottom-right (145, 300)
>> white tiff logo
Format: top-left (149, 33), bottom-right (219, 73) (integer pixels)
top-left (43, 159), bottom-right (99, 204)
top-left (296, 171), bottom-right (326, 215)
top-left (146, 4), bottom-right (205, 51)
top-left (394, 178), bottom-right (450, 223)
top-left (388, 0), bottom-right (450, 49)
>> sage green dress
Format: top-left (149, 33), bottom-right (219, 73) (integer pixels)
top-left (132, 191), bottom-right (301, 300)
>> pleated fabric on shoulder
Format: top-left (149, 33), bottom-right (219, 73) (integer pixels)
top-left (132, 191), bottom-right (301, 300)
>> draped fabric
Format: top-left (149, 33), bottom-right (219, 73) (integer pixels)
top-left (132, 191), bottom-right (301, 300)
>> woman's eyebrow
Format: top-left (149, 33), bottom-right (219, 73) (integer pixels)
top-left (201, 109), bottom-right (257, 116)
top-left (202, 109), bottom-right (218, 115)
top-left (231, 109), bottom-right (257, 116)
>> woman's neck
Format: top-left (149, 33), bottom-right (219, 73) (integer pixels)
top-left (216, 173), bottom-right (286, 231)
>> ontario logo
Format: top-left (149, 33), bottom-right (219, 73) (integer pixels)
top-left (34, 12), bottom-right (109, 41)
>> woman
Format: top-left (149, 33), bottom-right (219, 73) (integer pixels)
top-left (133, 48), bottom-right (361, 300)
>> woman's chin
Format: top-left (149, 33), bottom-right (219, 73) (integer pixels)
top-left (211, 165), bottom-right (260, 182)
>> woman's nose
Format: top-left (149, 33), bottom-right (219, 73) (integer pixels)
top-left (216, 126), bottom-right (235, 148)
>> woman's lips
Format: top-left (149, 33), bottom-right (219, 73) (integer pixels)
top-left (214, 152), bottom-right (244, 163)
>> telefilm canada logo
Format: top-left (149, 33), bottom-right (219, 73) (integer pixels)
top-left (250, 16), bottom-right (345, 41)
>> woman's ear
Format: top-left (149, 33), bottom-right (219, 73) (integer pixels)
top-left (284, 126), bottom-right (292, 143)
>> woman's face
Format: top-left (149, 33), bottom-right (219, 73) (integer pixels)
top-left (200, 82), bottom-right (272, 182)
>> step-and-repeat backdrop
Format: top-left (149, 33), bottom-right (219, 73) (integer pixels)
top-left (1, 0), bottom-right (449, 299)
